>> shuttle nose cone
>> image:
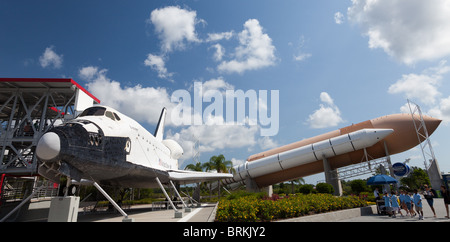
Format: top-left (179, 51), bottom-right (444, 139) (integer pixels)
top-left (36, 132), bottom-right (61, 161)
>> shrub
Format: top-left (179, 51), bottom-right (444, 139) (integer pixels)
top-left (349, 179), bottom-right (368, 194)
top-left (215, 193), bottom-right (367, 222)
top-left (316, 183), bottom-right (334, 194)
top-left (298, 184), bottom-right (314, 194)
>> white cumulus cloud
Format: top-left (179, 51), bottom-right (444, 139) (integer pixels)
top-left (167, 115), bottom-right (278, 162)
top-left (78, 68), bottom-right (278, 163)
top-left (347, 0), bottom-right (450, 64)
top-left (218, 19), bottom-right (277, 74)
top-left (429, 96), bottom-right (450, 124)
top-left (144, 54), bottom-right (173, 81)
top-left (78, 66), bottom-right (177, 126)
top-left (334, 12), bottom-right (344, 24)
top-left (206, 31), bottom-right (234, 42)
top-left (388, 60), bottom-right (450, 105)
top-left (149, 6), bottom-right (203, 53)
top-left (307, 92), bottom-right (344, 129)
top-left (389, 61), bottom-right (450, 124)
top-left (211, 44), bottom-right (225, 61)
top-left (39, 46), bottom-right (63, 69)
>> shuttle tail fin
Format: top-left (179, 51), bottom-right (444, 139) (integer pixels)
top-left (154, 107), bottom-right (167, 142)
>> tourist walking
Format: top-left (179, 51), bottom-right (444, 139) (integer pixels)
top-left (413, 189), bottom-right (424, 220)
top-left (440, 185), bottom-right (450, 219)
top-left (404, 191), bottom-right (415, 217)
top-left (383, 192), bottom-right (392, 216)
top-left (423, 184), bottom-right (436, 218)
top-left (399, 190), bottom-right (410, 216)
top-left (390, 191), bottom-right (402, 218)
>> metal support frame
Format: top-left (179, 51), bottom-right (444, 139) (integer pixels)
top-left (407, 100), bottom-right (437, 169)
top-left (407, 99), bottom-right (443, 189)
top-left (336, 156), bottom-right (389, 180)
top-left (93, 182), bottom-right (133, 222)
top-left (181, 190), bottom-right (199, 206)
top-left (169, 180), bottom-right (187, 208)
top-left (0, 89), bottom-right (76, 175)
top-left (155, 177), bottom-right (179, 213)
top-left (0, 184), bottom-right (45, 222)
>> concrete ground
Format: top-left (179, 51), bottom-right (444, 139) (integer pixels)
top-left (339, 198), bottom-right (449, 222)
top-left (13, 197), bottom-right (450, 222)
top-left (77, 203), bottom-right (218, 222)
top-left (80, 199), bottom-right (449, 222)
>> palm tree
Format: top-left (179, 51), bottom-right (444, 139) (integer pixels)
top-left (206, 154), bottom-right (233, 198)
top-left (290, 178), bottom-right (305, 194)
top-left (184, 162), bottom-right (204, 202)
top-left (201, 161), bottom-right (215, 198)
top-left (184, 162), bottom-right (204, 172)
top-left (208, 154), bottom-right (233, 173)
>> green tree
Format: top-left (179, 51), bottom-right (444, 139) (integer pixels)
top-left (349, 179), bottom-right (368, 195)
top-left (204, 154), bottom-right (234, 198)
top-left (290, 178), bottom-right (305, 194)
top-left (207, 154), bottom-right (233, 173)
top-left (299, 184), bottom-right (314, 194)
top-left (400, 166), bottom-right (430, 191)
top-left (184, 162), bottom-right (204, 172)
top-left (316, 183), bottom-right (334, 194)
top-left (184, 162), bottom-right (204, 199)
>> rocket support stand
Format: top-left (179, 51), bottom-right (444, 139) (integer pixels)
top-left (155, 177), bottom-right (183, 218)
top-left (323, 156), bottom-right (343, 196)
top-left (93, 182), bottom-right (134, 222)
top-left (169, 180), bottom-right (191, 212)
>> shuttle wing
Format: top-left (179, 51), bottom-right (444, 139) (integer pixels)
top-left (168, 170), bottom-right (233, 183)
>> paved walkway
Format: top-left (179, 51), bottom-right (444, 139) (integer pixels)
top-left (339, 198), bottom-right (449, 222)
top-left (24, 198), bottom-right (448, 222)
top-left (77, 203), bottom-right (218, 222)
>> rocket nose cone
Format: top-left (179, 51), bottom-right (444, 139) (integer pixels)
top-left (422, 115), bottom-right (442, 135)
top-left (359, 128), bottom-right (394, 147)
top-left (36, 132), bottom-right (61, 161)
top-left (372, 128), bottom-right (394, 140)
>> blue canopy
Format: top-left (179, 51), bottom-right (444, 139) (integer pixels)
top-left (367, 174), bottom-right (398, 185)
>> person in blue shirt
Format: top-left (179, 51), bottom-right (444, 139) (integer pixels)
top-left (413, 189), bottom-right (424, 220)
top-left (406, 191), bottom-right (416, 217)
top-left (383, 192), bottom-right (392, 216)
top-left (402, 190), bottom-right (414, 217)
top-left (399, 190), bottom-right (409, 216)
top-left (391, 191), bottom-right (403, 218)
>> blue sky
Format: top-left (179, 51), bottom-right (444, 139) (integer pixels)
top-left (2, 0), bottom-right (450, 184)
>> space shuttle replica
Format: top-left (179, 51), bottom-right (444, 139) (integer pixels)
top-left (221, 113), bottom-right (441, 190)
top-left (36, 106), bottom-right (232, 188)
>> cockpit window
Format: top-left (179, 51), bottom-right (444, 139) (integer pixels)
top-left (113, 112), bottom-right (121, 121)
top-left (79, 107), bottom-right (106, 117)
top-left (105, 111), bottom-right (115, 121)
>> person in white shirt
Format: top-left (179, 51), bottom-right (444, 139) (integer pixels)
top-left (374, 187), bottom-right (380, 200)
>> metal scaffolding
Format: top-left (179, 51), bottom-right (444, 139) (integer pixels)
top-left (0, 78), bottom-right (100, 176)
top-left (407, 99), bottom-right (443, 189)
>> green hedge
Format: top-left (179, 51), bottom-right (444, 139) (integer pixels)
top-left (215, 193), bottom-right (367, 222)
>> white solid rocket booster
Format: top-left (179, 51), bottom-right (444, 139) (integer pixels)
top-left (223, 128), bottom-right (393, 186)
